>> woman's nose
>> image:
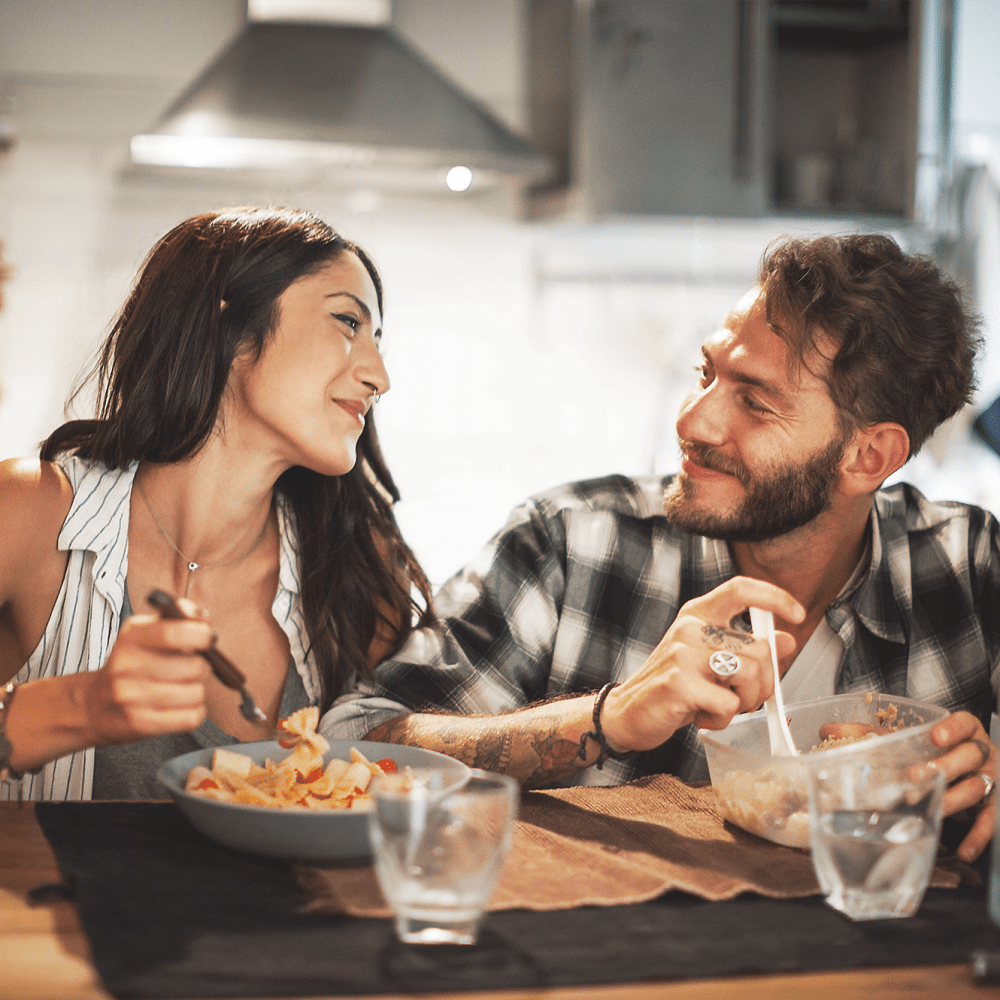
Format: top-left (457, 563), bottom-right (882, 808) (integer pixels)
top-left (357, 338), bottom-right (390, 397)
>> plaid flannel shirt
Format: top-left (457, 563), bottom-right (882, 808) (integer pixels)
top-left (324, 475), bottom-right (1000, 786)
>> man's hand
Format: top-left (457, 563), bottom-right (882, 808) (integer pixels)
top-left (601, 576), bottom-right (805, 753)
top-left (923, 711), bottom-right (997, 862)
top-left (365, 576), bottom-right (806, 788)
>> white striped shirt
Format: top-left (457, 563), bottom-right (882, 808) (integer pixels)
top-left (3, 455), bottom-right (318, 801)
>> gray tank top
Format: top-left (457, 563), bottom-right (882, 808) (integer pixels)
top-left (91, 588), bottom-right (311, 799)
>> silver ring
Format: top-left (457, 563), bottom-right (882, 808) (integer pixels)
top-left (708, 650), bottom-right (741, 677)
top-left (981, 774), bottom-right (996, 802)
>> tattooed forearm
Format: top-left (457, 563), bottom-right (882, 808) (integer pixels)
top-left (363, 705), bottom-right (600, 787)
top-left (471, 730), bottom-right (515, 773)
top-left (365, 715), bottom-right (420, 745)
top-left (521, 733), bottom-right (587, 789)
top-left (701, 624), bottom-right (753, 652)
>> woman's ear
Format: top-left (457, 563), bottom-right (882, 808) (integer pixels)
top-left (838, 422), bottom-right (910, 494)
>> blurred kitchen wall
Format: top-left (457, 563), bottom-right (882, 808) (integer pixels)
top-left (0, 0), bottom-right (997, 586)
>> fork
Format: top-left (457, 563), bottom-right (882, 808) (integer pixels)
top-left (749, 607), bottom-right (797, 757)
top-left (147, 589), bottom-right (274, 734)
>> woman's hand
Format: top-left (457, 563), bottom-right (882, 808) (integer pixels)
top-left (4, 602), bottom-right (215, 776)
top-left (82, 606), bottom-right (215, 746)
top-left (600, 576), bottom-right (805, 753)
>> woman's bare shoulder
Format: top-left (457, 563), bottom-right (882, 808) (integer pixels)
top-left (0, 458), bottom-right (75, 676)
top-left (0, 457), bottom-right (74, 564)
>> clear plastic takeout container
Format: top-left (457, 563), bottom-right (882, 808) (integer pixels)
top-left (699, 692), bottom-right (949, 849)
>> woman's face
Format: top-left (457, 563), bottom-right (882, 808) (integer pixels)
top-left (227, 251), bottom-right (389, 477)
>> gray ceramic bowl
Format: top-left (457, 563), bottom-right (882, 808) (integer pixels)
top-left (157, 739), bottom-right (470, 862)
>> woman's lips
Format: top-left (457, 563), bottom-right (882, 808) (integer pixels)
top-left (334, 399), bottom-right (366, 423)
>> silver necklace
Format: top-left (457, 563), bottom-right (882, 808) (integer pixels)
top-left (135, 476), bottom-right (271, 597)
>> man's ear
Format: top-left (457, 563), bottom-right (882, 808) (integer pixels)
top-left (838, 422), bottom-right (910, 494)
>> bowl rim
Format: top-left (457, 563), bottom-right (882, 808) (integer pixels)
top-left (156, 738), bottom-right (470, 818)
top-left (698, 691), bottom-right (949, 760)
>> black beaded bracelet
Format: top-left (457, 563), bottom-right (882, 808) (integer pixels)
top-left (578, 682), bottom-right (636, 770)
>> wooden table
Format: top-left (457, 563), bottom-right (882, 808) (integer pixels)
top-left (1, 802), bottom-right (997, 1000)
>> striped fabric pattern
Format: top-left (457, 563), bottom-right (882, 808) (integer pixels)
top-left (325, 475), bottom-right (1000, 785)
top-left (3, 456), bottom-right (318, 801)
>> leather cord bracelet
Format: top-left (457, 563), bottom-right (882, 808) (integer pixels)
top-left (578, 682), bottom-right (636, 770)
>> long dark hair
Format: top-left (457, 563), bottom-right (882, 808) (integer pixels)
top-left (42, 206), bottom-right (434, 710)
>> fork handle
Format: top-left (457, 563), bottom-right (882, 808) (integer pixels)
top-left (146, 590), bottom-right (248, 691)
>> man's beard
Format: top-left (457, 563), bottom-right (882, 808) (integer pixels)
top-left (662, 433), bottom-right (847, 542)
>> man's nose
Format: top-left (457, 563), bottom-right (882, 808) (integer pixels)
top-left (676, 384), bottom-right (727, 446)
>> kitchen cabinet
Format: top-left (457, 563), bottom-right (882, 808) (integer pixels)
top-left (769, 0), bottom-right (916, 216)
top-left (527, 0), bottom-right (920, 219)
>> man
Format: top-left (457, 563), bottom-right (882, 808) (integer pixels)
top-left (323, 233), bottom-right (998, 862)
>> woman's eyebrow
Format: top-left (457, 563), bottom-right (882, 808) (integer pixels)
top-left (325, 291), bottom-right (371, 320)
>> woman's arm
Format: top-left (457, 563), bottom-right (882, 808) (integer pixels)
top-left (4, 613), bottom-right (215, 775)
top-left (0, 458), bottom-right (74, 683)
top-left (0, 458), bottom-right (216, 775)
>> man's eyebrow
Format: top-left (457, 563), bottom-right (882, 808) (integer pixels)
top-left (702, 345), bottom-right (791, 405)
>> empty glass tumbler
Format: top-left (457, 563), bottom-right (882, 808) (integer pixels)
top-left (368, 768), bottom-right (519, 944)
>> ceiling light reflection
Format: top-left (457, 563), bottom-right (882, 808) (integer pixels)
top-left (130, 134), bottom-right (378, 170)
top-left (445, 165), bottom-right (473, 192)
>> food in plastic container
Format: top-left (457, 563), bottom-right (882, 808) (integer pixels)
top-left (699, 692), bottom-right (949, 848)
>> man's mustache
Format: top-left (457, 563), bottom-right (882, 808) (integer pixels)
top-left (678, 440), bottom-right (752, 488)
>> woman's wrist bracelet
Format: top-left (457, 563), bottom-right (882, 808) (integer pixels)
top-left (0, 681), bottom-right (42, 782)
top-left (578, 682), bottom-right (636, 770)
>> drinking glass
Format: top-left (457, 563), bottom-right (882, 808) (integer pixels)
top-left (807, 758), bottom-right (945, 920)
top-left (368, 768), bottom-right (519, 944)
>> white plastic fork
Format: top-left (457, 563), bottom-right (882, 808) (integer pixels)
top-left (749, 607), bottom-right (797, 757)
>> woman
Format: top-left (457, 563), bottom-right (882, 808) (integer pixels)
top-left (0, 206), bottom-right (433, 799)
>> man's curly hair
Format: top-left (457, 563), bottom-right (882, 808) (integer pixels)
top-left (759, 234), bottom-right (982, 457)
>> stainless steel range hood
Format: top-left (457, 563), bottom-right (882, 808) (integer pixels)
top-left (131, 13), bottom-right (552, 191)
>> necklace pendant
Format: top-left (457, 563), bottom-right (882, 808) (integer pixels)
top-left (188, 561), bottom-right (199, 572)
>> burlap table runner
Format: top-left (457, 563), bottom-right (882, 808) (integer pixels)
top-left (298, 773), bottom-right (972, 917)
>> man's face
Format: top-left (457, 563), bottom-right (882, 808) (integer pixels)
top-left (663, 289), bottom-right (849, 542)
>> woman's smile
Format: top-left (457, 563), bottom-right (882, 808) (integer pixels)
top-left (333, 398), bottom-right (368, 424)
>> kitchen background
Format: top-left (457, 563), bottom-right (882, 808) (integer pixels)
top-left (0, 0), bottom-right (998, 587)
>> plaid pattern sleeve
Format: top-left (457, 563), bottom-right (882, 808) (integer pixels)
top-left (322, 474), bottom-right (727, 780)
top-left (323, 477), bottom-right (1000, 786)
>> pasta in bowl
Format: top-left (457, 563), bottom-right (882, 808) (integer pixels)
top-left (158, 711), bottom-right (469, 861)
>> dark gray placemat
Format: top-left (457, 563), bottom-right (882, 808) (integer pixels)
top-left (34, 801), bottom-right (1000, 1000)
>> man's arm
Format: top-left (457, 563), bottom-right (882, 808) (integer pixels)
top-left (365, 576), bottom-right (806, 787)
top-left (366, 697), bottom-right (602, 788)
